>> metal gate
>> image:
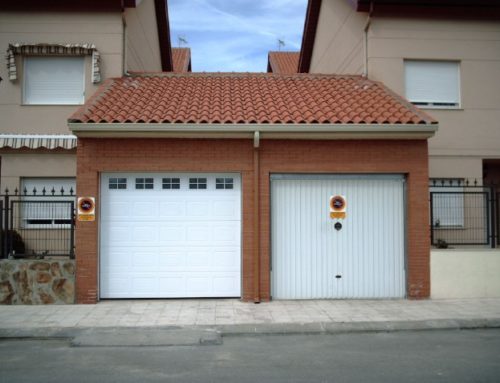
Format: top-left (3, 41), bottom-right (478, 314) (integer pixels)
top-left (429, 181), bottom-right (498, 248)
top-left (0, 188), bottom-right (75, 259)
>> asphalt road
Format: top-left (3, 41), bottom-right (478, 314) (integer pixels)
top-left (1, 329), bottom-right (500, 383)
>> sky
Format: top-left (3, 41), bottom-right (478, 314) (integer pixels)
top-left (168, 0), bottom-right (308, 72)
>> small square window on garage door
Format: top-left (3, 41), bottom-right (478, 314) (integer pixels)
top-left (189, 178), bottom-right (207, 189)
top-left (216, 178), bottom-right (233, 189)
top-left (109, 178), bottom-right (127, 189)
top-left (136, 178), bottom-right (154, 190)
top-left (162, 178), bottom-right (180, 189)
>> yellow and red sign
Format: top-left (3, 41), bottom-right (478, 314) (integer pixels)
top-left (78, 197), bottom-right (95, 222)
top-left (329, 195), bottom-right (346, 220)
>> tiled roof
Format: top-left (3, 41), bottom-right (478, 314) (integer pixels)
top-left (69, 73), bottom-right (437, 125)
top-left (172, 48), bottom-right (191, 73)
top-left (268, 51), bottom-right (299, 74)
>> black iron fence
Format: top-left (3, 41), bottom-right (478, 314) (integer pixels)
top-left (430, 179), bottom-right (499, 248)
top-left (0, 187), bottom-right (76, 259)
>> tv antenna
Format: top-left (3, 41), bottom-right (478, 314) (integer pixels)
top-left (277, 39), bottom-right (285, 51)
top-left (178, 36), bottom-right (188, 47)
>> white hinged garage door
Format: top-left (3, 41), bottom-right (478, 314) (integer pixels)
top-left (271, 174), bottom-right (405, 299)
top-left (100, 173), bottom-right (241, 298)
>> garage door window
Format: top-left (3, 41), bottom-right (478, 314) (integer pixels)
top-left (109, 178), bottom-right (127, 190)
top-left (216, 178), bottom-right (234, 189)
top-left (162, 178), bottom-right (180, 189)
top-left (189, 178), bottom-right (207, 189)
top-left (136, 178), bottom-right (154, 190)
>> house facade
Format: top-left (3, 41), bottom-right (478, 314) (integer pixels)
top-left (0, 0), bottom-right (189, 193)
top-left (299, 0), bottom-right (500, 184)
top-left (69, 73), bottom-right (436, 303)
top-left (296, 0), bottom-right (500, 298)
top-left (0, 0), bottom-right (191, 304)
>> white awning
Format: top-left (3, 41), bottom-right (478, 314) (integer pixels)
top-left (0, 134), bottom-right (77, 150)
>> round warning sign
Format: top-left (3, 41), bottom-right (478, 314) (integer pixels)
top-left (78, 197), bottom-right (95, 221)
top-left (330, 195), bottom-right (346, 211)
top-left (79, 198), bottom-right (94, 213)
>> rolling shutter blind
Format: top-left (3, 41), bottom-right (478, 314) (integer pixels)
top-left (23, 57), bottom-right (84, 105)
top-left (405, 61), bottom-right (460, 105)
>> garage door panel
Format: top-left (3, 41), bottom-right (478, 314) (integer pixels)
top-left (272, 175), bottom-right (405, 299)
top-left (159, 277), bottom-right (186, 294)
top-left (159, 202), bottom-right (185, 217)
top-left (133, 225), bottom-right (159, 242)
top-left (100, 173), bottom-right (241, 298)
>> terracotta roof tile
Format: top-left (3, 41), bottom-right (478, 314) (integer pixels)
top-left (70, 73), bottom-right (437, 125)
top-left (268, 51), bottom-right (300, 74)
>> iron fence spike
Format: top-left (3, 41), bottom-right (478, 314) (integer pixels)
top-left (32, 187), bottom-right (37, 195)
top-left (51, 187), bottom-right (55, 196)
top-left (14, 188), bottom-right (18, 195)
top-left (4, 188), bottom-right (8, 195)
top-left (70, 187), bottom-right (74, 195)
top-left (42, 187), bottom-right (46, 196)
top-left (23, 187), bottom-right (27, 195)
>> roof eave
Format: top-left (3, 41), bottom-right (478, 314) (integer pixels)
top-left (154, 0), bottom-right (173, 72)
top-left (68, 122), bottom-right (438, 139)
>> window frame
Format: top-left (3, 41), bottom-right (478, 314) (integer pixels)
top-left (216, 177), bottom-right (234, 190)
top-left (162, 178), bottom-right (181, 190)
top-left (22, 55), bottom-right (86, 106)
top-left (189, 177), bottom-right (207, 190)
top-left (20, 177), bottom-right (76, 229)
top-left (109, 178), bottom-right (127, 190)
top-left (135, 178), bottom-right (155, 190)
top-left (404, 60), bottom-right (461, 110)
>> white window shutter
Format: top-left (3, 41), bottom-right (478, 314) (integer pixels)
top-left (405, 61), bottom-right (460, 105)
top-left (24, 57), bottom-right (85, 105)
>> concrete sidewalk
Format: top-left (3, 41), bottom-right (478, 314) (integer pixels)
top-left (1, 298), bottom-right (500, 338)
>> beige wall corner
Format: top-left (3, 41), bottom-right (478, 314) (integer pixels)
top-left (124, 0), bottom-right (162, 72)
top-left (309, 0), bottom-right (365, 74)
top-left (0, 152), bottom-right (76, 191)
top-left (431, 249), bottom-right (500, 299)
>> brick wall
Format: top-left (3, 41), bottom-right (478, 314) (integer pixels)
top-left (76, 138), bottom-right (429, 303)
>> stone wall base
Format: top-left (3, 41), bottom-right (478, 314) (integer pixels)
top-left (0, 259), bottom-right (75, 304)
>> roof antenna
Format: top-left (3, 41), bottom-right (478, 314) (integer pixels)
top-left (277, 39), bottom-right (285, 51)
top-left (178, 35), bottom-right (188, 48)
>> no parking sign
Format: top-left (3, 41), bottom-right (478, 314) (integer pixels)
top-left (78, 197), bottom-right (95, 222)
top-left (329, 195), bottom-right (346, 220)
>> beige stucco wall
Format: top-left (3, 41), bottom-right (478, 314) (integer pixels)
top-left (431, 250), bottom-right (500, 298)
top-left (309, 0), bottom-right (366, 74)
top-left (124, 0), bottom-right (162, 72)
top-left (0, 152), bottom-right (76, 191)
top-left (309, 3), bottom-right (500, 179)
top-left (367, 17), bottom-right (500, 175)
top-left (0, 11), bottom-right (124, 135)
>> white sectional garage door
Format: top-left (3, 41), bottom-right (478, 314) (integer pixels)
top-left (100, 173), bottom-right (241, 298)
top-left (271, 174), bottom-right (406, 299)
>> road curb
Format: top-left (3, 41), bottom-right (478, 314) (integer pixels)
top-left (1, 318), bottom-right (500, 341)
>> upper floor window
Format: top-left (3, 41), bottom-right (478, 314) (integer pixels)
top-left (404, 60), bottom-right (460, 108)
top-left (23, 56), bottom-right (85, 105)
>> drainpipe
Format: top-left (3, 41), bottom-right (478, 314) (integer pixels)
top-left (363, 1), bottom-right (373, 77)
top-left (122, 15), bottom-right (127, 76)
top-left (253, 131), bottom-right (260, 303)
